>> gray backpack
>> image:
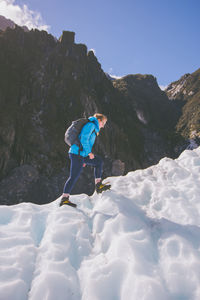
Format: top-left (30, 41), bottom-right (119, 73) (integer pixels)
top-left (64, 118), bottom-right (91, 146)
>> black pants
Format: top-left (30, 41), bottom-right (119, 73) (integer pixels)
top-left (63, 153), bottom-right (103, 194)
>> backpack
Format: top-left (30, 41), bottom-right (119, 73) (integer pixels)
top-left (64, 118), bottom-right (91, 147)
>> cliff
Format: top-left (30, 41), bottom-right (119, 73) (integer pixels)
top-left (166, 69), bottom-right (200, 141)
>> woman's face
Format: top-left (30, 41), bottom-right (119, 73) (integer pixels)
top-left (99, 119), bottom-right (107, 129)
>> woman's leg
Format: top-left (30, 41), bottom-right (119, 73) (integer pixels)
top-left (84, 155), bottom-right (103, 179)
top-left (84, 155), bottom-right (111, 193)
top-left (63, 154), bottom-right (84, 195)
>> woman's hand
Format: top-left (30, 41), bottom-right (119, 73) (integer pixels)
top-left (89, 153), bottom-right (94, 159)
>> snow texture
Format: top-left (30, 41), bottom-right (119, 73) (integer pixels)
top-left (1, 147), bottom-right (200, 300)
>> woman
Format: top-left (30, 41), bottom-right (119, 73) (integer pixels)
top-left (60, 113), bottom-right (111, 207)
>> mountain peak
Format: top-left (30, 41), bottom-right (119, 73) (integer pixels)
top-left (0, 15), bottom-right (29, 32)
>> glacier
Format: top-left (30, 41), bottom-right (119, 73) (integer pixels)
top-left (0, 147), bottom-right (200, 300)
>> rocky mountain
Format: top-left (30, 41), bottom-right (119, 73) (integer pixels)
top-left (166, 69), bottom-right (200, 141)
top-left (0, 15), bottom-right (28, 32)
top-left (112, 74), bottom-right (183, 164)
top-left (0, 20), bottom-right (193, 205)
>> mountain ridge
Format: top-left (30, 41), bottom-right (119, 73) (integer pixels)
top-left (0, 15), bottom-right (29, 32)
top-left (166, 68), bottom-right (200, 140)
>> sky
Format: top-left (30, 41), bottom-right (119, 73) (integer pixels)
top-left (0, 0), bottom-right (200, 88)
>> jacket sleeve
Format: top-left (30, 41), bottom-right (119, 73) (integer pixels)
top-left (80, 122), bottom-right (95, 156)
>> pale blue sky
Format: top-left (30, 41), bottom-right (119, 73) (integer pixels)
top-left (2, 0), bottom-right (200, 86)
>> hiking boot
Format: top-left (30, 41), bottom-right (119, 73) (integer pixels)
top-left (95, 181), bottom-right (111, 194)
top-left (59, 196), bottom-right (77, 207)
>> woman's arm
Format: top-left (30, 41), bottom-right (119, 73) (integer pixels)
top-left (80, 122), bottom-right (95, 156)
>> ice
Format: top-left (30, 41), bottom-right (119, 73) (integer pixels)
top-left (0, 147), bottom-right (200, 300)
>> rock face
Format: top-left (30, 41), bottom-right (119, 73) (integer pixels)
top-left (0, 26), bottom-right (186, 205)
top-left (166, 69), bottom-right (200, 141)
top-left (112, 74), bottom-right (182, 166)
top-left (0, 15), bottom-right (28, 32)
top-left (0, 15), bottom-right (15, 31)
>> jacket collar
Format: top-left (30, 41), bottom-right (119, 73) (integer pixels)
top-left (88, 116), bottom-right (100, 132)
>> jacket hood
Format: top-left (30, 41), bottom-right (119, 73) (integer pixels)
top-left (88, 116), bottom-right (100, 133)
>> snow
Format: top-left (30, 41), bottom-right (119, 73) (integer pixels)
top-left (168, 82), bottom-right (185, 98)
top-left (1, 147), bottom-right (200, 300)
top-left (136, 110), bottom-right (147, 124)
top-left (159, 85), bottom-right (168, 91)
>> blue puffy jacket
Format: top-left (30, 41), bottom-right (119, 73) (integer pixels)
top-left (69, 116), bottom-right (100, 157)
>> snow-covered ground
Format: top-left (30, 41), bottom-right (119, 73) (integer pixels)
top-left (1, 148), bottom-right (200, 300)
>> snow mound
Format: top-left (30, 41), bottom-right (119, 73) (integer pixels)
top-left (0, 147), bottom-right (200, 300)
